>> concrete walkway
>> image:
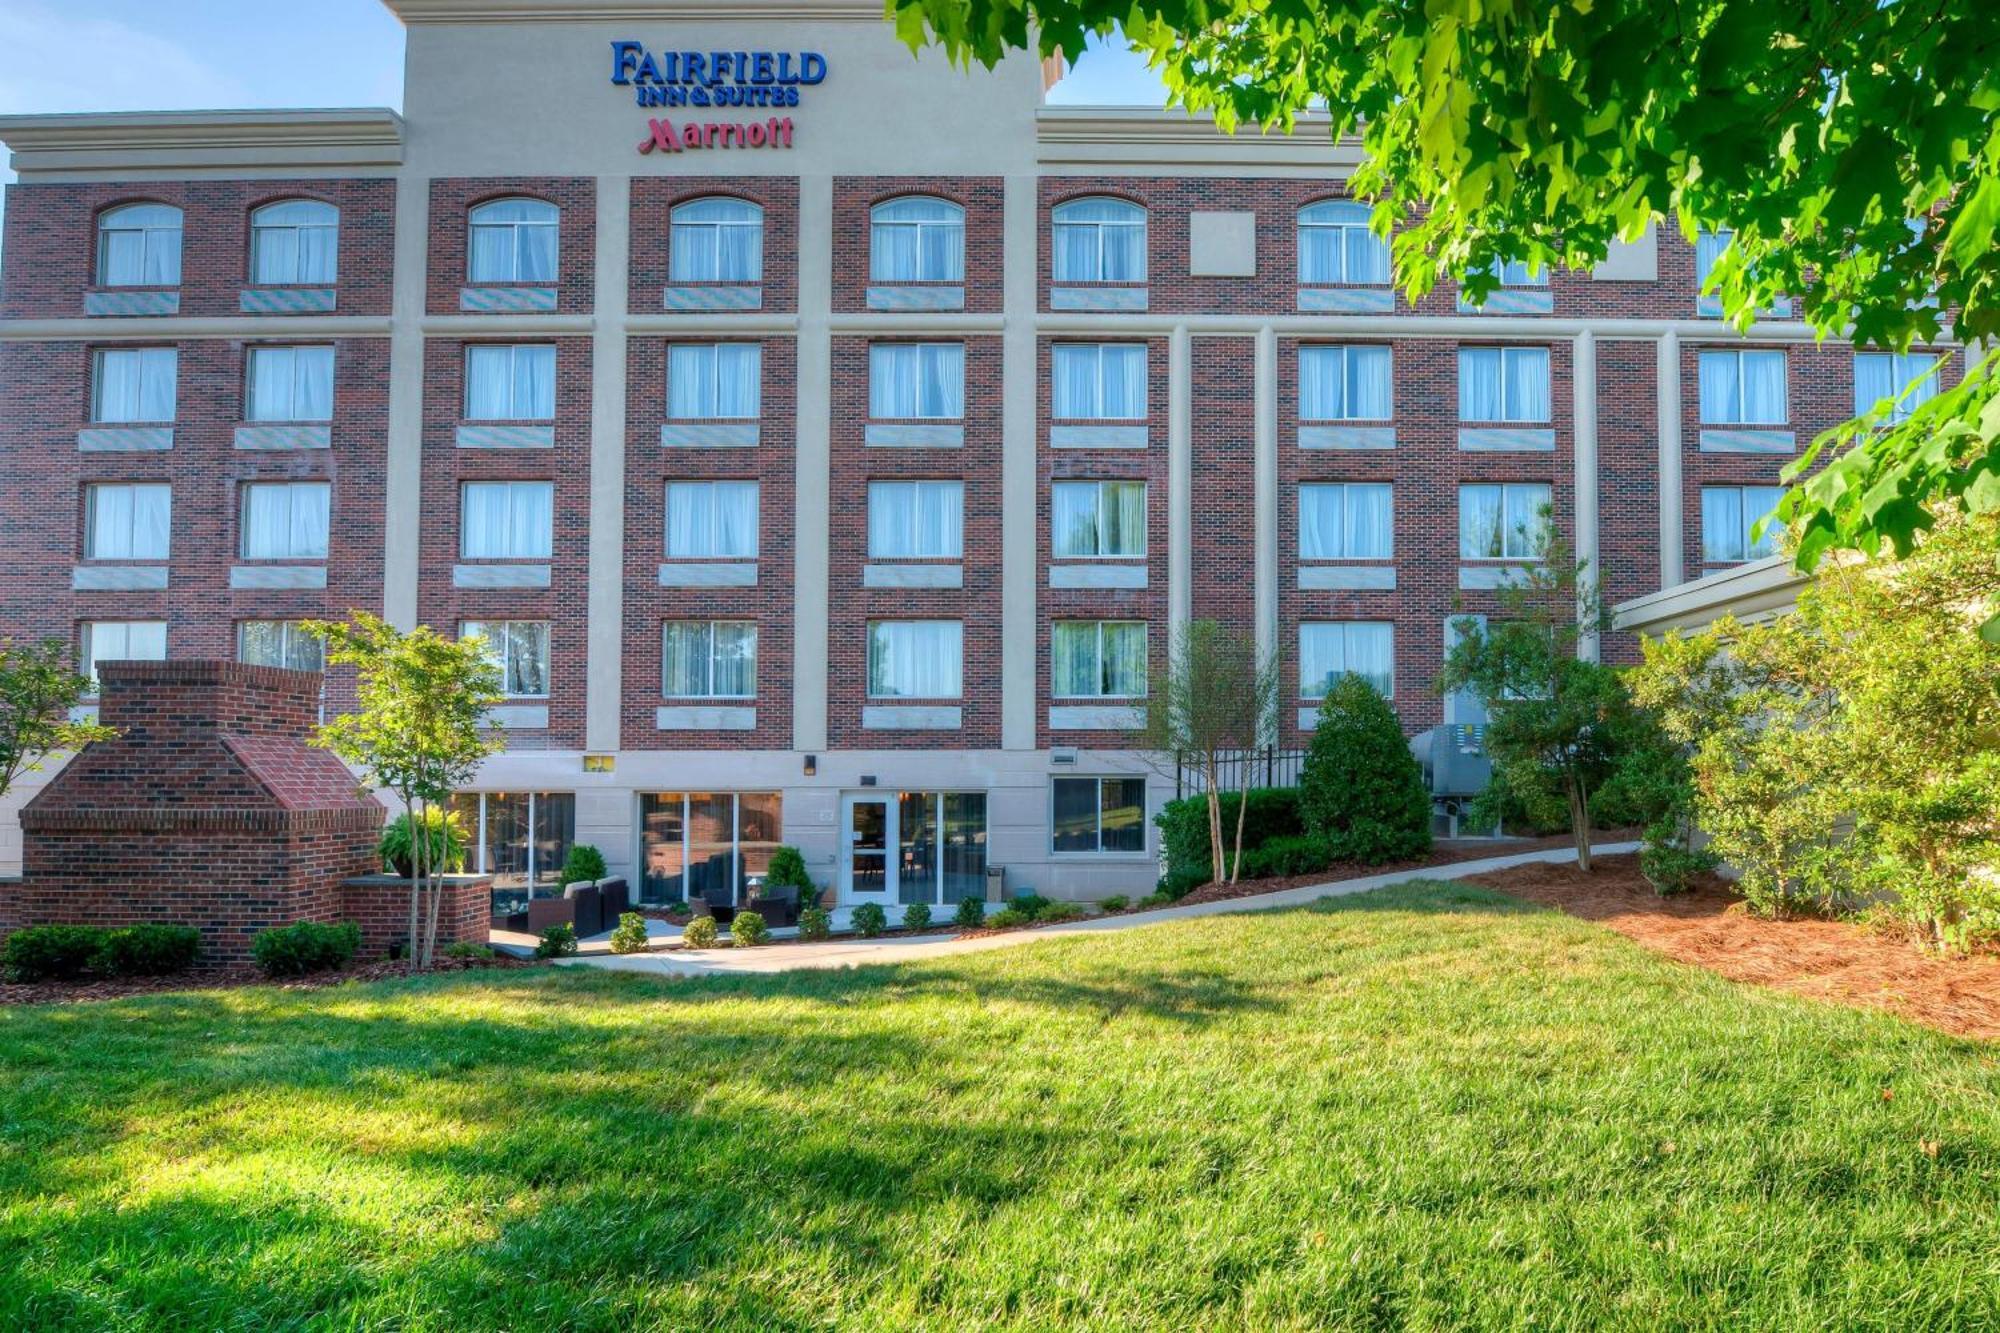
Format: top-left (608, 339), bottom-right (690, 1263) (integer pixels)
top-left (559, 840), bottom-right (1639, 980)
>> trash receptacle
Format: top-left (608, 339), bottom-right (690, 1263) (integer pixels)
top-left (985, 864), bottom-right (1006, 903)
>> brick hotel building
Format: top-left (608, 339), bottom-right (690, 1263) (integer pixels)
top-left (0, 0), bottom-right (1967, 912)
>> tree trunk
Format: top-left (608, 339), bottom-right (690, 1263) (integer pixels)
top-left (1229, 775), bottom-right (1250, 884)
top-left (403, 794), bottom-right (422, 974)
top-left (1205, 759), bottom-right (1225, 885)
top-left (1567, 772), bottom-right (1593, 873)
top-left (420, 799), bottom-right (443, 968)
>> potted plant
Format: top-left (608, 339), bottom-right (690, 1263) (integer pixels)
top-left (379, 807), bottom-right (469, 880)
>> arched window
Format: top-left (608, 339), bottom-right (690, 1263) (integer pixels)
top-left (871, 197), bottom-right (964, 283)
top-left (250, 200), bottom-right (339, 285)
top-left (97, 204), bottom-right (182, 287)
top-left (468, 197), bottom-right (559, 284)
top-left (1298, 201), bottom-right (1389, 285)
top-left (1052, 197), bottom-right (1146, 283)
top-left (670, 197), bottom-right (764, 283)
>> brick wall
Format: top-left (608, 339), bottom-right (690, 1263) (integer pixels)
top-left (338, 875), bottom-right (490, 961)
top-left (1190, 336), bottom-right (1258, 638)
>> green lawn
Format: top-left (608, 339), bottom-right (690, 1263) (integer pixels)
top-left (3, 882), bottom-right (1998, 1331)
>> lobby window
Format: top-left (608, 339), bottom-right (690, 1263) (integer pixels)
top-left (896, 792), bottom-right (989, 906)
top-left (668, 343), bottom-right (761, 419)
top-left (246, 346), bottom-right (335, 423)
top-left (1052, 343), bottom-right (1146, 420)
top-left (92, 348), bottom-right (177, 423)
top-left (238, 620), bottom-right (324, 672)
top-left (1052, 480), bottom-right (1146, 558)
top-left (240, 482), bottom-right (330, 561)
top-left (464, 344), bottom-right (556, 421)
top-left (1855, 352), bottom-right (1940, 422)
top-left (461, 620), bottom-right (551, 697)
top-left (1460, 482), bottom-right (1551, 560)
top-left (1300, 344), bottom-right (1392, 421)
top-left (1459, 347), bottom-right (1550, 422)
top-left (1300, 622), bottom-right (1395, 698)
top-left (670, 197), bottom-right (764, 283)
top-left (250, 200), bottom-right (338, 285)
top-left (869, 343), bottom-right (964, 419)
top-left (871, 196), bottom-right (964, 282)
top-left (867, 620), bottom-right (963, 698)
top-left (467, 197), bottom-right (558, 284)
top-left (460, 480), bottom-right (553, 560)
top-left (83, 482), bottom-right (171, 561)
top-left (79, 620), bottom-right (166, 693)
top-left (1052, 620), bottom-right (1147, 699)
top-left (449, 790), bottom-right (576, 919)
top-left (1299, 483), bottom-right (1392, 561)
top-left (663, 620), bottom-right (757, 698)
top-left (1052, 776), bottom-right (1146, 854)
top-left (96, 204), bottom-right (182, 287)
top-left (1298, 201), bottom-right (1389, 285)
top-left (638, 791), bottom-right (780, 907)
top-left (868, 480), bottom-right (963, 560)
top-left (666, 480), bottom-right (759, 559)
top-left (1052, 197), bottom-right (1147, 283)
top-left (1699, 349), bottom-right (1788, 424)
top-left (1702, 485), bottom-right (1787, 564)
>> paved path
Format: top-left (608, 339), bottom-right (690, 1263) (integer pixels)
top-left (559, 840), bottom-right (1639, 980)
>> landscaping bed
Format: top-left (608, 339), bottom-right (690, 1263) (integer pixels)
top-left (1166, 831), bottom-right (1633, 908)
top-left (0, 950), bottom-right (534, 1007)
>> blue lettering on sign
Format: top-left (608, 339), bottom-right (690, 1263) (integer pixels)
top-left (611, 41), bottom-right (827, 109)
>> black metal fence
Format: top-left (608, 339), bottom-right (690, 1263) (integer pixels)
top-left (1174, 747), bottom-right (1309, 800)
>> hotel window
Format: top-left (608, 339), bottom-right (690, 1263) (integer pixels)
top-left (1298, 201), bottom-right (1389, 285)
top-left (1052, 197), bottom-right (1147, 283)
top-left (240, 482), bottom-right (330, 561)
top-left (1855, 352), bottom-right (1941, 422)
top-left (91, 348), bottom-right (176, 423)
top-left (1694, 228), bottom-right (1730, 292)
top-left (83, 483), bottom-right (171, 561)
top-left (1701, 485), bottom-right (1787, 564)
top-left (467, 197), bottom-right (558, 284)
top-left (249, 200), bottom-right (338, 285)
top-left (663, 620), bottom-right (757, 698)
top-left (1459, 483), bottom-right (1551, 560)
top-left (1485, 257), bottom-right (1547, 286)
top-left (1699, 349), bottom-right (1788, 424)
top-left (1458, 347), bottom-right (1550, 422)
top-left (96, 204), bottom-right (182, 287)
top-left (238, 620), bottom-right (324, 672)
top-left (1052, 776), bottom-right (1146, 854)
top-left (668, 343), bottom-right (761, 419)
top-left (867, 620), bottom-right (963, 698)
top-left (461, 620), bottom-right (551, 697)
top-left (666, 480), bottom-right (759, 558)
top-left (637, 791), bottom-right (781, 907)
top-left (1052, 343), bottom-right (1147, 420)
top-left (1299, 483), bottom-right (1392, 561)
top-left (79, 620), bottom-right (166, 692)
top-left (1299, 345), bottom-right (1392, 420)
top-left (448, 790), bottom-right (577, 919)
top-left (896, 792), bottom-right (989, 905)
top-left (869, 343), bottom-right (964, 419)
top-left (1300, 622), bottom-right (1395, 698)
top-left (868, 480), bottom-right (964, 559)
top-left (871, 197), bottom-right (964, 282)
top-left (464, 344), bottom-right (556, 421)
top-left (1052, 621), bottom-right (1147, 699)
top-left (1052, 480), bottom-right (1146, 558)
top-left (246, 346), bottom-right (335, 422)
top-left (670, 197), bottom-right (763, 283)
top-left (460, 480), bottom-right (553, 560)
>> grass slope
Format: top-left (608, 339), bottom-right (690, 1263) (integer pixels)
top-left (2, 881), bottom-right (1997, 1331)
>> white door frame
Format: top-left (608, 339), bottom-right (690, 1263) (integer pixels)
top-left (838, 791), bottom-right (898, 908)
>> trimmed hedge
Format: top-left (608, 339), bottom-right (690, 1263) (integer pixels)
top-left (2, 923), bottom-right (205, 983)
top-left (1237, 833), bottom-right (1335, 881)
top-left (2, 925), bottom-right (105, 983)
top-left (251, 921), bottom-right (362, 978)
top-left (1156, 787), bottom-right (1305, 894)
top-left (1299, 674), bottom-right (1434, 865)
top-left (95, 925), bottom-right (202, 977)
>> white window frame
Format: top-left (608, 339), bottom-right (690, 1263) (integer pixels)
top-left (1051, 479), bottom-right (1147, 559)
top-left (249, 200), bottom-right (339, 286)
top-left (1458, 346), bottom-right (1552, 423)
top-left (1698, 348), bottom-right (1790, 425)
top-left (1298, 482), bottom-right (1394, 561)
top-left (1701, 485), bottom-right (1787, 564)
top-left (1049, 775), bottom-right (1149, 856)
top-left (239, 481), bottom-right (331, 561)
top-left (1051, 343), bottom-right (1147, 421)
top-left (667, 343), bottom-right (762, 420)
top-left (870, 196), bottom-right (965, 283)
top-left (867, 480), bottom-right (965, 560)
top-left (246, 345), bottom-right (336, 423)
top-left (91, 348), bottom-right (177, 424)
top-left (1297, 201), bottom-right (1390, 286)
top-left (1459, 482), bottom-right (1552, 561)
top-left (1853, 351), bottom-right (1941, 423)
top-left (96, 204), bottom-right (182, 287)
top-left (1487, 257), bottom-right (1547, 287)
top-left (868, 343), bottom-right (965, 420)
top-left (460, 619), bottom-right (553, 697)
top-left (237, 620), bottom-right (325, 673)
top-left (662, 620), bottom-right (758, 699)
top-left (665, 480), bottom-right (761, 560)
top-left (1051, 197), bottom-right (1148, 283)
top-left (459, 480), bottom-right (554, 560)
top-left (83, 482), bottom-right (172, 561)
top-left (467, 197), bottom-right (559, 284)
top-left (1051, 620), bottom-right (1148, 700)
top-left (79, 620), bottom-right (166, 693)
top-left (670, 197), bottom-right (765, 283)
top-left (1299, 621), bottom-right (1395, 699)
top-left (1299, 344), bottom-right (1394, 422)
top-left (866, 620), bottom-right (965, 700)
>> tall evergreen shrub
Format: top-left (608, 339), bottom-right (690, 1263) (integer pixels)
top-left (1299, 673), bottom-right (1433, 864)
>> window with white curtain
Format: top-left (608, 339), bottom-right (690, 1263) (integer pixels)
top-left (460, 620), bottom-right (552, 696)
top-left (96, 204), bottom-right (182, 286)
top-left (1051, 620), bottom-right (1147, 698)
top-left (1698, 349), bottom-right (1789, 424)
top-left (1458, 347), bottom-right (1551, 422)
top-left (869, 343), bottom-right (965, 419)
top-left (1694, 228), bottom-right (1731, 293)
top-left (246, 346), bottom-right (335, 422)
top-left (666, 480), bottom-right (760, 558)
top-left (464, 345), bottom-right (556, 421)
top-left (663, 620), bottom-right (757, 698)
top-left (250, 200), bottom-right (339, 285)
top-left (1459, 482), bottom-right (1552, 559)
top-left (1298, 201), bottom-right (1390, 285)
top-left (1299, 345), bottom-right (1393, 420)
top-left (1052, 197), bottom-right (1147, 282)
top-left (1854, 352), bottom-right (1940, 422)
top-left (460, 480), bottom-right (553, 559)
top-left (1052, 343), bottom-right (1147, 420)
top-left (868, 480), bottom-right (964, 559)
top-left (240, 482), bottom-right (330, 560)
top-left (670, 197), bottom-right (764, 282)
top-left (867, 620), bottom-right (963, 698)
top-left (84, 483), bottom-right (171, 561)
top-left (1300, 622), bottom-right (1395, 698)
top-left (79, 621), bottom-right (166, 692)
top-left (92, 348), bottom-right (177, 423)
top-left (1701, 485), bottom-right (1787, 563)
top-left (871, 197), bottom-right (964, 282)
top-left (1486, 257), bottom-right (1547, 286)
top-left (1052, 480), bottom-right (1146, 558)
top-left (238, 621), bottom-right (324, 672)
top-left (467, 197), bottom-right (558, 283)
top-left (668, 344), bottom-right (761, 419)
top-left (1299, 483), bottom-right (1393, 560)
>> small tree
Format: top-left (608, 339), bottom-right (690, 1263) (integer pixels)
top-left (0, 638), bottom-right (115, 804)
top-left (1299, 673), bottom-right (1432, 864)
top-left (306, 614), bottom-right (504, 971)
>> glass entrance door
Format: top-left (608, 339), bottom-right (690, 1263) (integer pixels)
top-left (840, 794), bottom-right (897, 906)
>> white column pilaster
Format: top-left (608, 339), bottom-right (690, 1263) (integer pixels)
top-left (791, 175), bottom-right (833, 754)
top-left (1167, 324), bottom-right (1193, 642)
top-left (1656, 331), bottom-right (1684, 589)
top-left (1000, 174), bottom-right (1039, 751)
top-left (380, 171), bottom-right (431, 629)
top-left (1572, 330), bottom-right (1600, 660)
top-left (1252, 325), bottom-right (1279, 671)
top-left (583, 175), bottom-right (630, 754)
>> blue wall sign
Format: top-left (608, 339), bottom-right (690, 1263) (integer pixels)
top-left (610, 42), bottom-right (828, 109)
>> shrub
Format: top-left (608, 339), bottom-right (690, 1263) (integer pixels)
top-left (1099, 895), bottom-right (1130, 913)
top-left (609, 912), bottom-right (649, 954)
top-left (1299, 674), bottom-right (1433, 866)
top-left (953, 897), bottom-right (985, 929)
top-left (443, 940), bottom-right (494, 961)
top-left (901, 902), bottom-right (932, 932)
top-left (534, 923), bottom-right (578, 959)
top-left (2, 925), bottom-right (105, 983)
top-left (731, 910), bottom-right (769, 947)
top-left (765, 846), bottom-right (814, 893)
top-left (1137, 890), bottom-right (1175, 909)
top-left (556, 844), bottom-right (608, 889)
top-left (94, 924), bottom-right (201, 977)
top-left (852, 902), bottom-right (887, 938)
top-left (251, 921), bottom-right (361, 978)
top-left (682, 915), bottom-right (720, 949)
top-left (1238, 833), bottom-right (1334, 881)
top-left (378, 807), bottom-right (468, 878)
top-left (1156, 788), bottom-right (1304, 894)
top-left (1007, 893), bottom-right (1052, 920)
top-left (988, 907), bottom-right (1029, 928)
top-left (798, 906), bottom-right (831, 941)
top-left (1038, 901), bottom-right (1085, 923)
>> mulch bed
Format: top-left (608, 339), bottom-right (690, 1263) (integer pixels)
top-left (1460, 853), bottom-right (2000, 1041)
top-left (0, 953), bottom-right (538, 1008)
top-left (1167, 832), bottom-right (1632, 908)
